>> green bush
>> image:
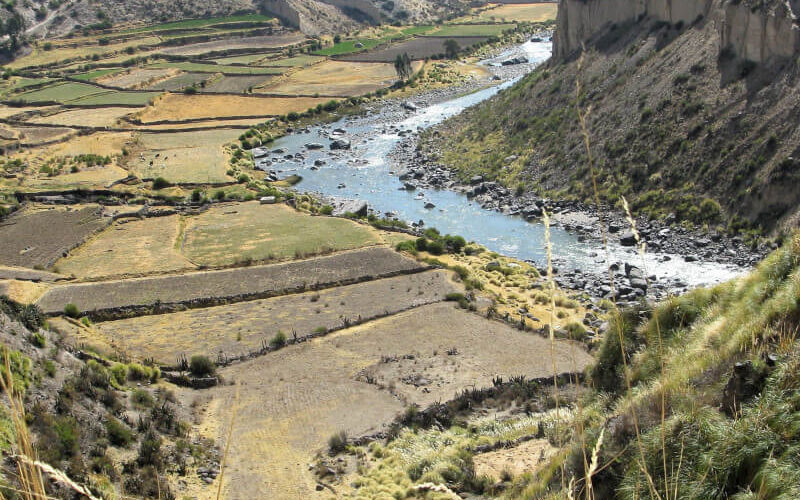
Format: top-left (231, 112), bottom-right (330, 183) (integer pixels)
top-left (110, 364), bottom-right (127, 387)
top-left (106, 417), bottom-right (133, 447)
top-left (320, 205), bottom-right (333, 215)
top-left (64, 303), bottom-right (80, 318)
top-left (132, 388), bottom-right (154, 409)
top-left (151, 177), bottom-right (170, 190)
top-left (189, 355), bottom-right (215, 377)
top-left (127, 363), bottom-right (160, 383)
top-left (395, 240), bottom-right (417, 253)
top-left (30, 332), bottom-right (46, 348)
top-left (270, 331), bottom-right (287, 349)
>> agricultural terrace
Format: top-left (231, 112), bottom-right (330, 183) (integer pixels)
top-left (90, 270), bottom-right (458, 363)
top-left (156, 34), bottom-right (306, 56)
top-left (458, 2), bottom-right (559, 23)
top-left (54, 215), bottom-right (196, 279)
top-left (136, 94), bottom-right (332, 122)
top-left (128, 129), bottom-right (242, 183)
top-left (338, 36), bottom-right (490, 62)
top-left (259, 60), bottom-right (423, 97)
top-left (181, 202), bottom-right (381, 266)
top-left (0, 205), bottom-right (109, 269)
top-left (190, 302), bottom-right (592, 499)
top-left (35, 246), bottom-right (424, 315)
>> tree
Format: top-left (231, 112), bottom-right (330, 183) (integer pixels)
top-left (393, 52), bottom-right (412, 81)
top-left (333, 34), bottom-right (341, 44)
top-left (444, 39), bottom-right (460, 59)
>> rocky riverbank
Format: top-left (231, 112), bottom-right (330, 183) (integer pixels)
top-left (389, 133), bottom-right (771, 302)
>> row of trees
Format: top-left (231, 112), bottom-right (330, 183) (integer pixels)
top-left (393, 39), bottom-right (460, 80)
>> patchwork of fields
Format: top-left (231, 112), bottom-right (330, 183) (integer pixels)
top-left (0, 6), bottom-right (566, 499)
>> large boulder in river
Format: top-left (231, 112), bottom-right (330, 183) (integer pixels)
top-left (620, 231), bottom-right (638, 246)
top-left (305, 143), bottom-right (324, 150)
top-left (333, 200), bottom-right (368, 217)
top-left (402, 101), bottom-right (418, 111)
top-left (330, 139), bottom-right (351, 150)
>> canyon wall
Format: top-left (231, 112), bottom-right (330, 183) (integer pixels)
top-left (554, 0), bottom-right (799, 65)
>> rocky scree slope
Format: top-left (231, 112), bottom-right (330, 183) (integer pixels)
top-left (421, 0), bottom-right (800, 235)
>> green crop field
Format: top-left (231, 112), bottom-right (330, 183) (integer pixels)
top-left (211, 53), bottom-right (270, 65)
top-left (14, 82), bottom-right (108, 103)
top-left (257, 54), bottom-right (324, 67)
top-left (72, 68), bottom-right (126, 81)
top-left (428, 23), bottom-right (515, 37)
top-left (69, 91), bottom-right (162, 106)
top-left (149, 61), bottom-right (283, 75)
top-left (120, 14), bottom-right (274, 34)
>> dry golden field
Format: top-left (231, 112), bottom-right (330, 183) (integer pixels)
top-left (136, 94), bottom-right (331, 122)
top-left (93, 269), bottom-right (458, 363)
top-left (26, 107), bottom-right (139, 127)
top-left (261, 60), bottom-right (422, 97)
top-left (128, 129), bottom-right (241, 183)
top-left (181, 202), bottom-right (382, 266)
top-left (55, 215), bottom-right (196, 279)
top-left (35, 246), bottom-right (423, 314)
top-left (464, 2), bottom-right (558, 23)
top-left (189, 302), bottom-right (591, 499)
top-left (7, 36), bottom-right (162, 69)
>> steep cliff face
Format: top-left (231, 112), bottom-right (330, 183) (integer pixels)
top-left (556, 0), bottom-right (799, 66)
top-left (424, 0), bottom-right (800, 233)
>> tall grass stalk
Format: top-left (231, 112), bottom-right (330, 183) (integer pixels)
top-left (0, 353), bottom-right (47, 500)
top-left (541, 210), bottom-right (564, 489)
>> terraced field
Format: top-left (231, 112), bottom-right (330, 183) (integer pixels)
top-left (182, 202), bottom-right (382, 265)
top-left (260, 60), bottom-right (418, 97)
top-left (35, 246), bottom-right (424, 315)
top-left (157, 34), bottom-right (306, 56)
top-left (137, 94), bottom-right (331, 122)
top-left (0, 205), bottom-right (109, 269)
top-left (26, 107), bottom-right (137, 127)
top-left (55, 215), bottom-right (196, 279)
top-left (339, 36), bottom-right (490, 62)
top-left (91, 269), bottom-right (458, 363)
top-left (192, 302), bottom-right (592, 499)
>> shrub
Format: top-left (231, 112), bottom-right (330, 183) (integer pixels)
top-left (214, 189), bottom-right (226, 200)
top-left (191, 189), bottom-right (203, 202)
top-left (43, 360), bottom-right (56, 377)
top-left (106, 417), bottom-right (133, 447)
top-left (63, 303), bottom-right (80, 318)
top-left (564, 322), bottom-right (588, 341)
top-left (132, 389), bottom-right (154, 409)
top-left (137, 429), bottom-right (162, 468)
top-left (320, 205), bottom-right (333, 215)
top-left (328, 430), bottom-right (348, 454)
top-left (30, 333), bottom-right (46, 348)
top-left (395, 240), bottom-right (417, 253)
top-left (415, 237), bottom-right (428, 251)
top-left (127, 363), bottom-right (159, 383)
top-left (427, 240), bottom-right (445, 255)
top-left (110, 364), bottom-right (127, 387)
top-left (189, 355), bottom-right (215, 377)
top-left (270, 331), bottom-right (287, 349)
top-left (151, 177), bottom-right (170, 190)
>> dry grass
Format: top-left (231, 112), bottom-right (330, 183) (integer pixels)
top-left (182, 202), bottom-right (381, 266)
top-left (473, 438), bottom-right (559, 480)
top-left (0, 280), bottom-right (49, 304)
top-left (96, 68), bottom-right (176, 89)
top-left (137, 94), bottom-right (331, 122)
top-left (54, 215), bottom-right (196, 279)
top-left (260, 60), bottom-right (422, 97)
top-left (20, 165), bottom-right (129, 190)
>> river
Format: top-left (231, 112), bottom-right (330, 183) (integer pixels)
top-left (262, 40), bottom-right (742, 290)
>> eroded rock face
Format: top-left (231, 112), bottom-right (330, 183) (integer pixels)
top-left (554, 0), bottom-right (798, 67)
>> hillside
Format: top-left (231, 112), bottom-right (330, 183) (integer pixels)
top-left (422, 0), bottom-right (800, 235)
